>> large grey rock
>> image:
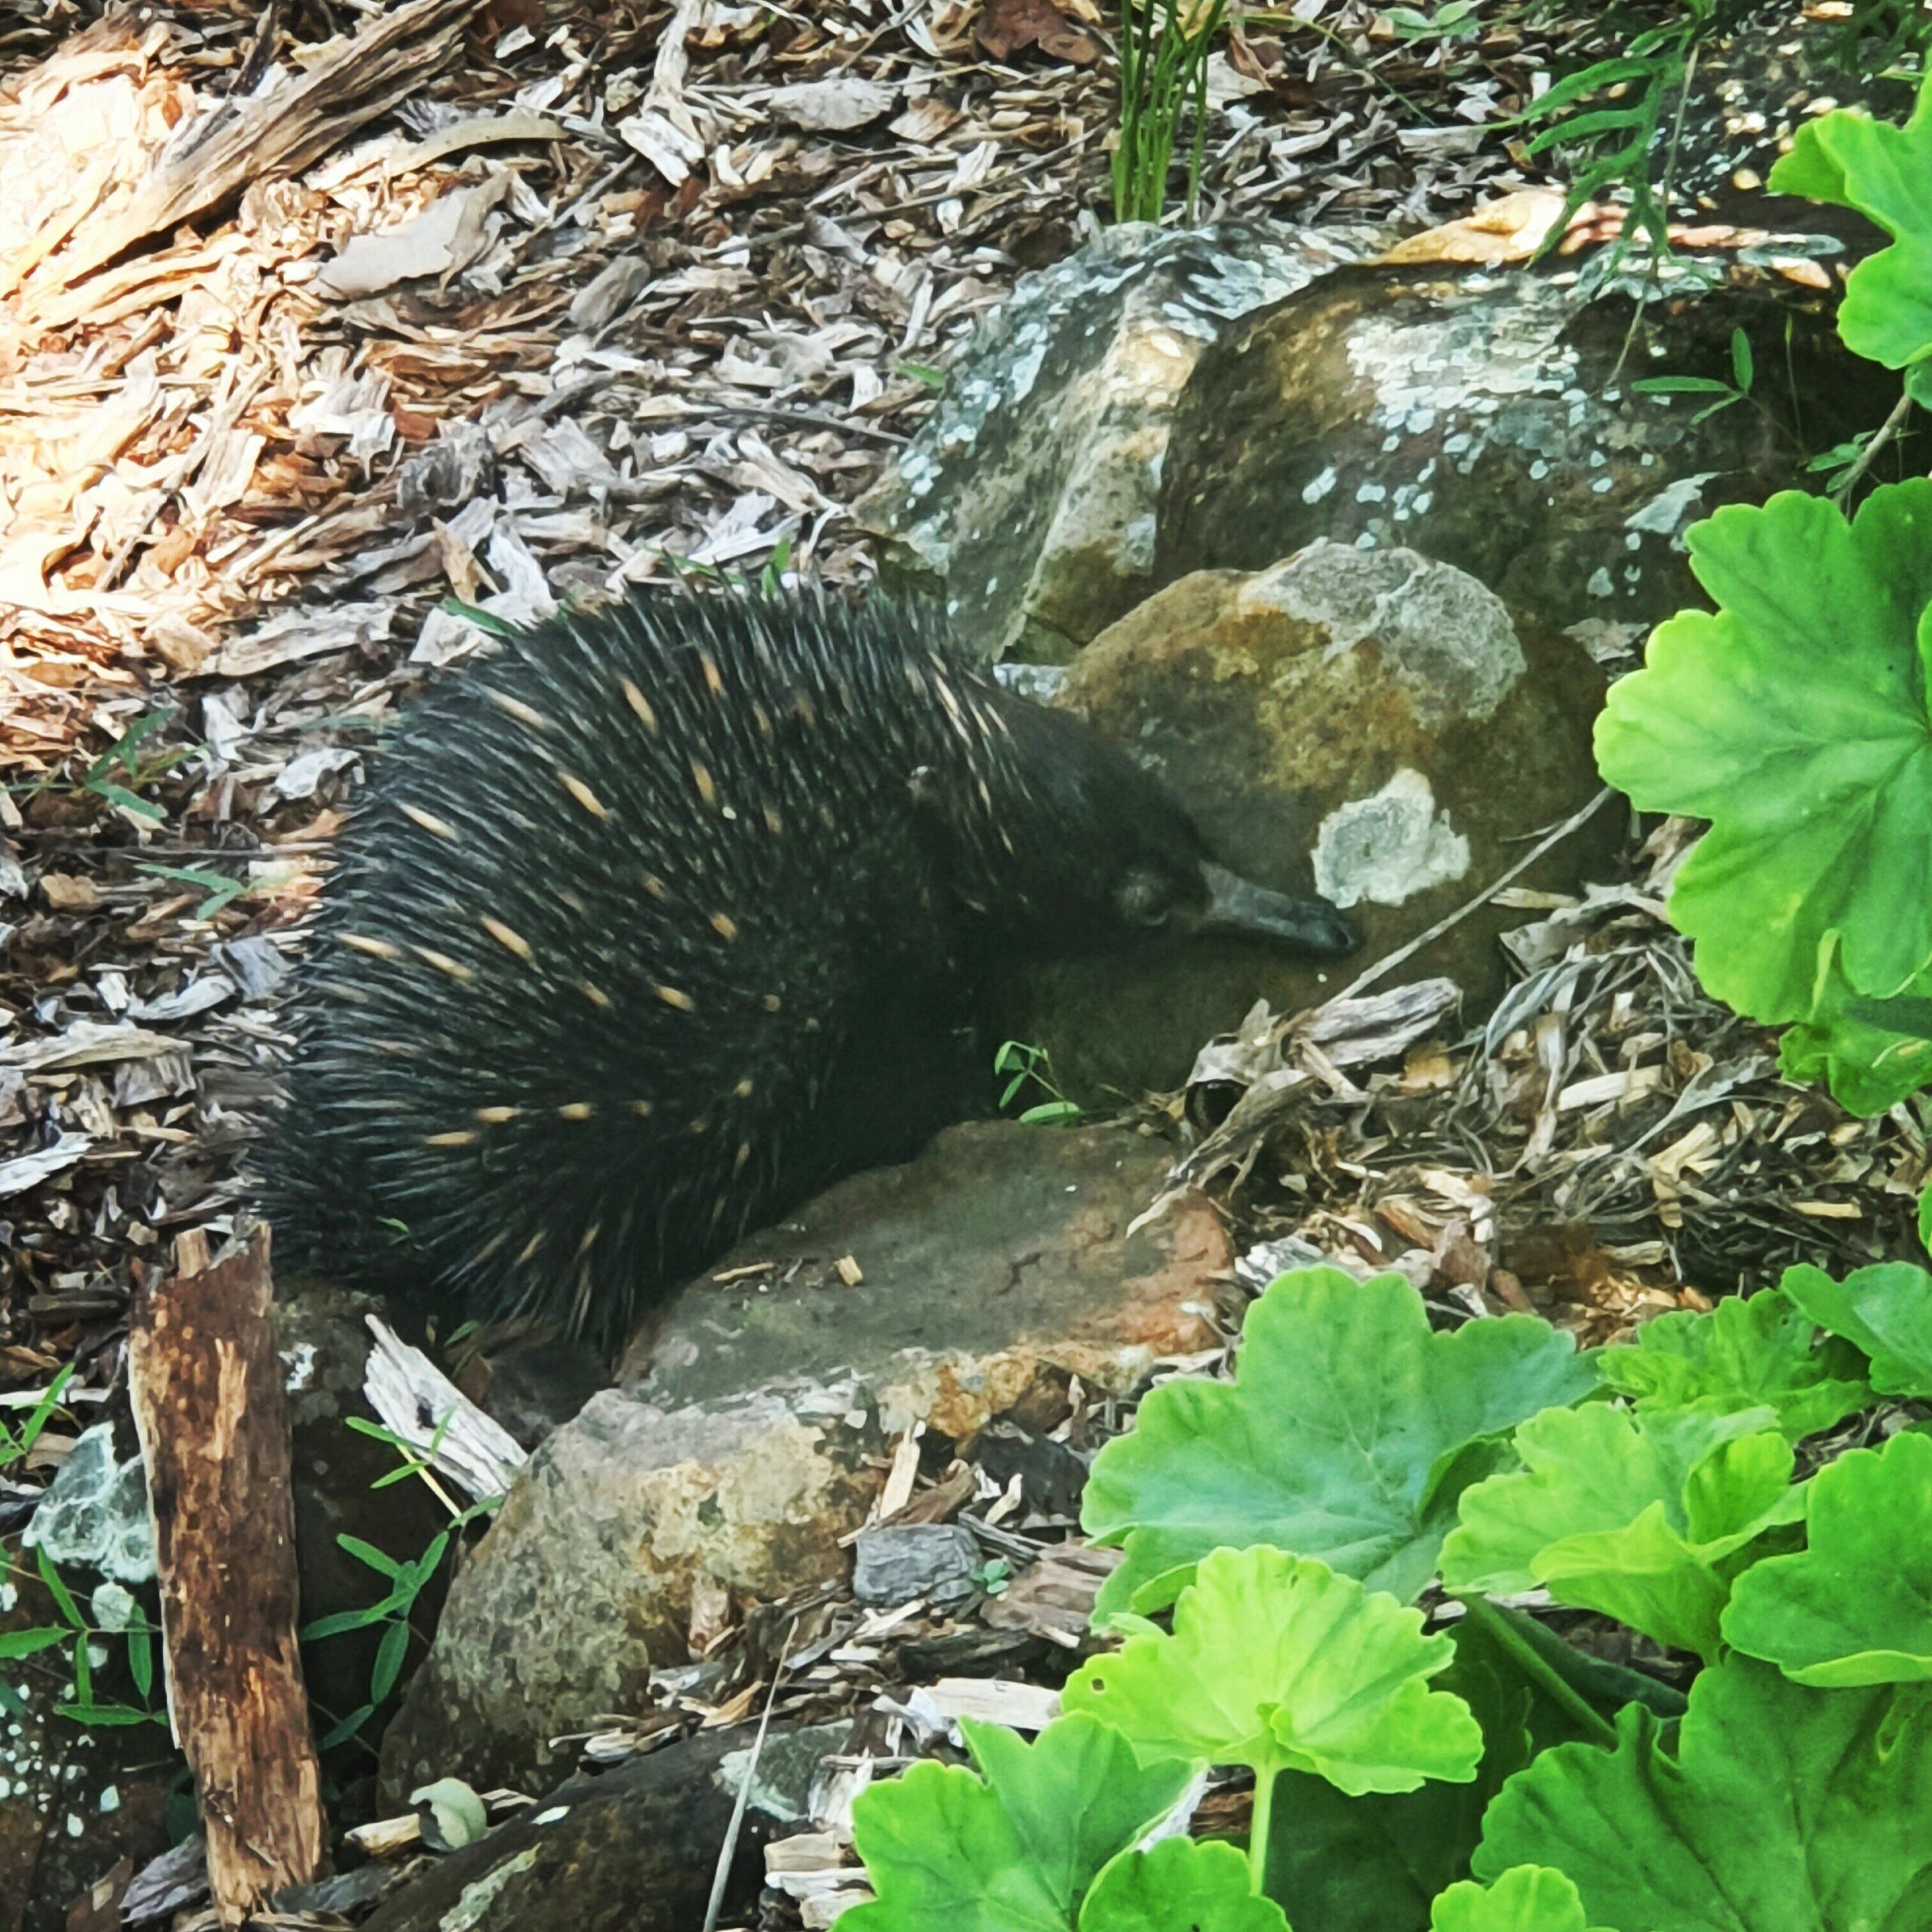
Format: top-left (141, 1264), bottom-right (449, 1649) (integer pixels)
top-left (856, 219), bottom-right (1383, 661)
top-left (379, 1120), bottom-right (1233, 1795)
top-left (991, 543), bottom-right (1614, 1100)
top-left (1155, 260), bottom-right (1893, 635)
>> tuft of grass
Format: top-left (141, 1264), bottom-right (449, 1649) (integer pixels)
top-left (301, 1411), bottom-right (504, 1752)
top-left (994, 1039), bottom-right (1084, 1126)
top-left (1112, 0), bottom-right (1228, 225)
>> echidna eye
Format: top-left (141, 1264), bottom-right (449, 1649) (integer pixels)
top-left (1117, 872), bottom-right (1171, 928)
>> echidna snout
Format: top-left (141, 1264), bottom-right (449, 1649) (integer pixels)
top-left (1192, 863), bottom-right (1356, 955)
top-left (260, 587), bottom-right (1352, 1346)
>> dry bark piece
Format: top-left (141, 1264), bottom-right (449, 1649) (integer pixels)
top-left (976, 0), bottom-right (1102, 63)
top-left (127, 1223), bottom-right (327, 1924)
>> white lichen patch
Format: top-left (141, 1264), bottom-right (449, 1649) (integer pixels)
top-left (1345, 291), bottom-right (1580, 450)
top-left (1624, 472), bottom-right (1717, 543)
top-left (22, 1423), bottom-right (156, 1584)
top-left (441, 1847), bottom-right (541, 1932)
top-left (1240, 540), bottom-right (1524, 727)
top-left (1312, 771), bottom-right (1471, 909)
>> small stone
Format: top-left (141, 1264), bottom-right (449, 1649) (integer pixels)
top-left (851, 1524), bottom-right (981, 1608)
top-left (89, 1581), bottom-right (137, 1632)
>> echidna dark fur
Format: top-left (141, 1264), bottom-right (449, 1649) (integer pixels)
top-left (261, 585), bottom-right (1355, 1348)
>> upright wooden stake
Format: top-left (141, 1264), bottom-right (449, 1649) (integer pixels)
top-left (128, 1223), bottom-right (328, 1922)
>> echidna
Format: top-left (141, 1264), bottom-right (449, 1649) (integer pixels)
top-left (262, 587), bottom-right (1353, 1346)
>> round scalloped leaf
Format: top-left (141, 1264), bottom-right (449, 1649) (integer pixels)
top-left (1777, 1261), bottom-right (1932, 1398)
top-left (1432, 1866), bottom-right (1607, 1932)
top-left (1593, 1289), bottom-right (1871, 1441)
top-left (1473, 1659), bottom-right (1932, 1930)
top-left (1082, 1268), bottom-right (1595, 1620)
top-left (1768, 80), bottom-right (1932, 373)
top-left (1777, 940), bottom-right (1932, 1114)
top-left (1079, 1839), bottom-right (1288, 1932)
top-left (1063, 1546), bottom-right (1481, 1798)
top-left (1441, 1405), bottom-right (1801, 1660)
top-left (844, 1713), bottom-right (1195, 1932)
top-left (1723, 1429), bottom-right (1932, 1685)
top-left (1593, 481), bottom-right (1932, 1023)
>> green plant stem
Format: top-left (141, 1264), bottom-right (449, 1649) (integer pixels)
top-left (1832, 388), bottom-right (1915, 501)
top-left (1612, 35), bottom-right (1702, 381)
top-left (1248, 1764), bottom-right (1278, 1895)
top-left (1456, 1596), bottom-right (1619, 1750)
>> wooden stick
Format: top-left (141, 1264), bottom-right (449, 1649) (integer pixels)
top-left (128, 1223), bottom-right (328, 1923)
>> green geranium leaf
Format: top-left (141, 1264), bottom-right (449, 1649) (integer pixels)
top-left (1768, 76), bottom-right (1932, 373)
top-left (1778, 1260), bottom-right (1932, 1397)
top-left (1594, 1289), bottom-right (1871, 1440)
top-left (1473, 1659), bottom-right (1932, 1929)
top-left (1723, 1428), bottom-right (1932, 1684)
top-left (1082, 1269), bottom-right (1596, 1620)
top-left (1259, 1608), bottom-right (1561, 1932)
top-left (1593, 481), bottom-right (1932, 1022)
top-left (1063, 1546), bottom-right (1481, 1798)
top-left (1777, 937), bottom-right (1932, 1113)
top-left (844, 1713), bottom-right (1195, 1932)
top-left (1259, 1604), bottom-right (1686, 1932)
top-left (1441, 1405), bottom-right (1802, 1660)
top-left (1432, 1866), bottom-right (1609, 1932)
top-left (1080, 1839), bottom-right (1287, 1932)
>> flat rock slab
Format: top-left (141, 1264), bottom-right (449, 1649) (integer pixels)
top-left (380, 1120), bottom-right (1229, 1795)
top-left (623, 1115), bottom-right (1229, 1414)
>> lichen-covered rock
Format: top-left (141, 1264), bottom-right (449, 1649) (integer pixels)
top-left (378, 1120), bottom-right (1231, 1795)
top-left (993, 543), bottom-right (1614, 1099)
top-left (1155, 262), bottom-right (1894, 636)
top-left (20, 1426), bottom-right (152, 1585)
top-left (855, 218), bottom-right (1384, 661)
